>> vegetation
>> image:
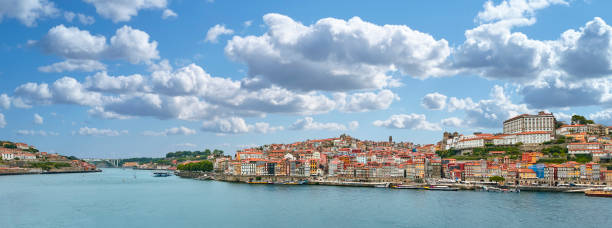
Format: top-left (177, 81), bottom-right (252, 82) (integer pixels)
top-left (177, 160), bottom-right (213, 172)
top-left (29, 162), bottom-right (71, 171)
top-left (2, 143), bottom-right (16, 149)
top-left (571, 115), bottom-right (594, 125)
top-left (120, 157), bottom-right (167, 165)
top-left (571, 154), bottom-right (592, 163)
top-left (165, 149), bottom-right (224, 158)
top-left (489, 176), bottom-right (505, 182)
top-left (541, 145), bottom-right (567, 158)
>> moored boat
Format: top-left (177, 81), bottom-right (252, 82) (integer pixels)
top-left (585, 188), bottom-right (612, 197)
top-left (425, 185), bottom-right (459, 191)
top-left (153, 172), bottom-right (171, 177)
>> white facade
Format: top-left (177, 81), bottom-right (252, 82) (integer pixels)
top-left (1, 152), bottom-right (15, 160)
top-left (503, 112), bottom-right (555, 134)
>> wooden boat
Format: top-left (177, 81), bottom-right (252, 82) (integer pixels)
top-left (585, 188), bottom-right (612, 197)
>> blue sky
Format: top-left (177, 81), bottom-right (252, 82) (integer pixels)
top-left (1, 0), bottom-right (612, 158)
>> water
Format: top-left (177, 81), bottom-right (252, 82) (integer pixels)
top-left (1, 168), bottom-right (611, 228)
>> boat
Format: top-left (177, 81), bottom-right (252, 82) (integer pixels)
top-left (374, 183), bottom-right (390, 188)
top-left (153, 172), bottom-right (171, 177)
top-left (425, 185), bottom-right (459, 191)
top-left (585, 188), bottom-right (612, 197)
top-left (392, 184), bottom-right (421, 189)
top-left (247, 181), bottom-right (272, 184)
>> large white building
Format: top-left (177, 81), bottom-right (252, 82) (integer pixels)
top-left (503, 111), bottom-right (556, 134)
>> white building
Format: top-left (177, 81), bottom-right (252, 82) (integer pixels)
top-left (503, 111), bottom-right (556, 134)
top-left (516, 131), bottom-right (554, 144)
top-left (1, 152), bottom-right (15, 160)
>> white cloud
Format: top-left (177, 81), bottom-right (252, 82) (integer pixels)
top-left (38, 59), bottom-right (106, 73)
top-left (348, 121), bottom-right (359, 130)
top-left (0, 0), bottom-right (59, 27)
top-left (422, 92), bottom-right (447, 110)
top-left (13, 63), bottom-right (396, 122)
top-left (243, 20), bottom-right (252, 27)
top-left (225, 13), bottom-right (450, 91)
top-left (0, 94), bottom-right (10, 109)
top-left (554, 112), bottom-right (572, 123)
top-left (39, 25), bottom-right (159, 65)
top-left (443, 85), bottom-right (532, 128)
top-left (201, 117), bottom-right (282, 134)
top-left (161, 9), bottom-right (177, 19)
top-left (33, 113), bottom-right (43, 124)
top-left (335, 89), bottom-right (398, 112)
top-left (589, 110), bottom-right (612, 125)
top-left (205, 24), bottom-right (234, 43)
top-left (373, 113), bottom-right (441, 131)
top-left (17, 129), bottom-right (58, 136)
top-left (289, 117), bottom-right (349, 131)
top-left (142, 126), bottom-right (196, 136)
top-left (76, 127), bottom-right (127, 136)
top-left (441, 117), bottom-right (464, 128)
top-left (0, 113), bottom-right (5, 128)
top-left (78, 14), bottom-right (95, 25)
top-left (64, 12), bottom-right (95, 25)
top-left (84, 0), bottom-right (169, 23)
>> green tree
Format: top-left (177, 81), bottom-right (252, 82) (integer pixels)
top-left (571, 115), bottom-right (594, 125)
top-left (489, 176), bottom-right (505, 183)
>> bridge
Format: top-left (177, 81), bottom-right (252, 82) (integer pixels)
top-left (83, 158), bottom-right (122, 167)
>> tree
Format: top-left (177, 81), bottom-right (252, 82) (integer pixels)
top-left (571, 115), bottom-right (594, 125)
top-left (177, 160), bottom-right (214, 172)
top-left (489, 176), bottom-right (505, 183)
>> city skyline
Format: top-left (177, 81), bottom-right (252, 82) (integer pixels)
top-left (2, 0), bottom-right (612, 158)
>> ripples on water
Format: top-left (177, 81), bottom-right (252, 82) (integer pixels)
top-left (1, 168), bottom-right (611, 228)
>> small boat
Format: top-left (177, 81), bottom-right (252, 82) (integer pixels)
top-left (585, 188), bottom-right (612, 197)
top-left (153, 172), bottom-right (171, 177)
top-left (374, 183), bottom-right (390, 188)
top-left (425, 185), bottom-right (459, 191)
top-left (247, 181), bottom-right (272, 184)
top-left (392, 185), bottom-right (421, 189)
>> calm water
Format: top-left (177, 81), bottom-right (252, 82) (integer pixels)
top-left (1, 168), bottom-right (611, 228)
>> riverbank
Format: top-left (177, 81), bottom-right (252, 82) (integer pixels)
top-left (0, 168), bottom-right (101, 176)
top-left (175, 171), bottom-right (600, 193)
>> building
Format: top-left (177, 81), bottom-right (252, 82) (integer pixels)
top-left (503, 111), bottom-right (555, 134)
top-left (567, 143), bottom-right (603, 155)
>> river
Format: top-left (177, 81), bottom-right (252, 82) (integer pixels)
top-left (1, 168), bottom-right (611, 227)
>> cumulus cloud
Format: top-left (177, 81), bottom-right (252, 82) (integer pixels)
top-left (589, 109), bottom-right (612, 125)
top-left (161, 9), bottom-right (177, 19)
top-left (225, 13), bottom-right (450, 91)
top-left (442, 85), bottom-right (532, 129)
top-left (289, 117), bottom-right (351, 131)
top-left (422, 92), bottom-right (447, 110)
top-left (348, 121), bottom-right (359, 130)
top-left (64, 12), bottom-right (95, 25)
top-left (441, 117), bottom-right (464, 128)
top-left (201, 117), bottom-right (282, 134)
top-left (0, 0), bottom-right (59, 27)
top-left (76, 127), bottom-right (127, 136)
top-left (13, 62), bottom-right (397, 122)
top-left (142, 126), bottom-right (196, 136)
top-left (33, 113), bottom-right (43, 124)
top-left (205, 24), bottom-right (234, 43)
top-left (335, 89), bottom-right (398, 112)
top-left (38, 25), bottom-right (159, 68)
top-left (17, 129), bottom-right (58, 136)
top-left (38, 59), bottom-right (106, 73)
top-left (84, 0), bottom-right (169, 22)
top-left (0, 94), bottom-right (10, 109)
top-left (0, 113), bottom-right (5, 128)
top-left (373, 113), bottom-right (441, 131)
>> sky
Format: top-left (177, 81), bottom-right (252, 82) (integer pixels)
top-left (1, 0), bottom-right (612, 158)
